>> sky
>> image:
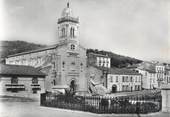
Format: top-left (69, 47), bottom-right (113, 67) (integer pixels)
top-left (1, 0), bottom-right (170, 62)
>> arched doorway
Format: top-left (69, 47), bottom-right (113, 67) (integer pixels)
top-left (112, 85), bottom-right (117, 93)
top-left (70, 80), bottom-right (76, 93)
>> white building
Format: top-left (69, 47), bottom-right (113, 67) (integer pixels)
top-left (107, 68), bottom-right (142, 93)
top-left (165, 69), bottom-right (170, 84)
top-left (136, 68), bottom-right (158, 89)
top-left (156, 64), bottom-right (165, 87)
top-left (87, 53), bottom-right (111, 68)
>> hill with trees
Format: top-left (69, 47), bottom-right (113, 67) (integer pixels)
top-left (0, 40), bottom-right (46, 58)
top-left (87, 49), bottom-right (142, 68)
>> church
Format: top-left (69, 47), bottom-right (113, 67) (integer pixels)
top-left (5, 3), bottom-right (87, 93)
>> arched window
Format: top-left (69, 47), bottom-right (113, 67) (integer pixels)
top-left (62, 28), bottom-right (65, 37)
top-left (70, 27), bottom-right (75, 38)
top-left (70, 27), bottom-right (73, 37)
top-left (80, 63), bottom-right (83, 72)
top-left (62, 61), bottom-right (65, 68)
top-left (73, 28), bottom-right (75, 37)
top-left (53, 80), bottom-right (56, 85)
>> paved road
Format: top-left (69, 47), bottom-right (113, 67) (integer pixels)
top-left (0, 99), bottom-right (169, 117)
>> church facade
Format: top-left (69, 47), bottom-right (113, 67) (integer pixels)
top-left (5, 3), bottom-right (87, 93)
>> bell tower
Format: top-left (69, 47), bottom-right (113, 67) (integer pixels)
top-left (57, 2), bottom-right (79, 45)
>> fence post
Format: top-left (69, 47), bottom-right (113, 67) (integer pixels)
top-left (161, 84), bottom-right (170, 112)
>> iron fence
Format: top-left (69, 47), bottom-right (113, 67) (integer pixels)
top-left (40, 92), bottom-right (161, 114)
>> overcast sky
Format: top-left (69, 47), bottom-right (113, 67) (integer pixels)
top-left (1, 0), bottom-right (170, 62)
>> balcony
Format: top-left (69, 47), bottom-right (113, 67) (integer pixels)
top-left (58, 17), bottom-right (79, 24)
top-left (5, 84), bottom-right (25, 91)
top-left (31, 84), bottom-right (41, 90)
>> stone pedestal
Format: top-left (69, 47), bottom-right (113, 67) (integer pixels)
top-left (52, 85), bottom-right (69, 94)
top-left (161, 84), bottom-right (170, 112)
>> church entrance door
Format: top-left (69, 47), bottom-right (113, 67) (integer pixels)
top-left (70, 79), bottom-right (76, 94)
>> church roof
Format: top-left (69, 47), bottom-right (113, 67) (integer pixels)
top-left (89, 65), bottom-right (141, 75)
top-left (87, 52), bottom-right (110, 58)
top-left (6, 43), bottom-right (86, 58)
top-left (7, 44), bottom-right (58, 58)
top-left (109, 68), bottom-right (141, 75)
top-left (0, 64), bottom-right (46, 77)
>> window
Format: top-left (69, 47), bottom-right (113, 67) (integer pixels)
top-left (52, 62), bottom-right (55, 69)
top-left (110, 76), bottom-right (113, 82)
top-left (70, 27), bottom-right (75, 37)
top-left (73, 28), bottom-right (75, 37)
top-left (122, 85), bottom-right (128, 91)
top-left (122, 85), bottom-right (125, 91)
top-left (126, 76), bottom-right (128, 82)
top-left (71, 44), bottom-right (75, 50)
top-left (62, 61), bottom-right (65, 68)
top-left (103, 60), bottom-right (105, 67)
top-left (32, 77), bottom-right (38, 84)
top-left (130, 77), bottom-right (133, 82)
top-left (71, 62), bottom-right (75, 65)
top-left (62, 28), bottom-right (65, 37)
top-left (116, 76), bottom-right (118, 82)
top-left (138, 77), bottom-right (141, 82)
top-left (99, 60), bottom-right (101, 66)
top-left (11, 77), bottom-right (18, 84)
top-left (122, 76), bottom-right (125, 82)
top-left (106, 60), bottom-right (109, 67)
top-left (135, 77), bottom-right (138, 82)
top-left (53, 80), bottom-right (56, 85)
top-left (168, 77), bottom-right (170, 83)
top-left (80, 63), bottom-right (83, 72)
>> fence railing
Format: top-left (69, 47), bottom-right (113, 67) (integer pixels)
top-left (40, 92), bottom-right (162, 114)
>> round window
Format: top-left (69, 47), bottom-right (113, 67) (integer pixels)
top-left (70, 44), bottom-right (75, 50)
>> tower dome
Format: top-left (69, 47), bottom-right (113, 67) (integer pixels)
top-left (61, 2), bottom-right (74, 17)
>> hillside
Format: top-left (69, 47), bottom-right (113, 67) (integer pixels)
top-left (87, 49), bottom-right (142, 68)
top-left (0, 40), bottom-right (142, 67)
top-left (0, 40), bottom-right (46, 58)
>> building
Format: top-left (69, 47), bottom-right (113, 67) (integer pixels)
top-left (156, 63), bottom-right (165, 87)
top-left (136, 68), bottom-right (158, 89)
top-left (165, 69), bottom-right (170, 84)
top-left (87, 65), bottom-right (142, 93)
top-left (135, 62), bottom-right (170, 89)
top-left (87, 53), bottom-right (111, 68)
top-left (0, 64), bottom-right (46, 97)
top-left (107, 68), bottom-right (142, 92)
top-left (5, 3), bottom-right (87, 93)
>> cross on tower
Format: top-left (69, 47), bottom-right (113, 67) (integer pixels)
top-left (67, 2), bottom-right (69, 8)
